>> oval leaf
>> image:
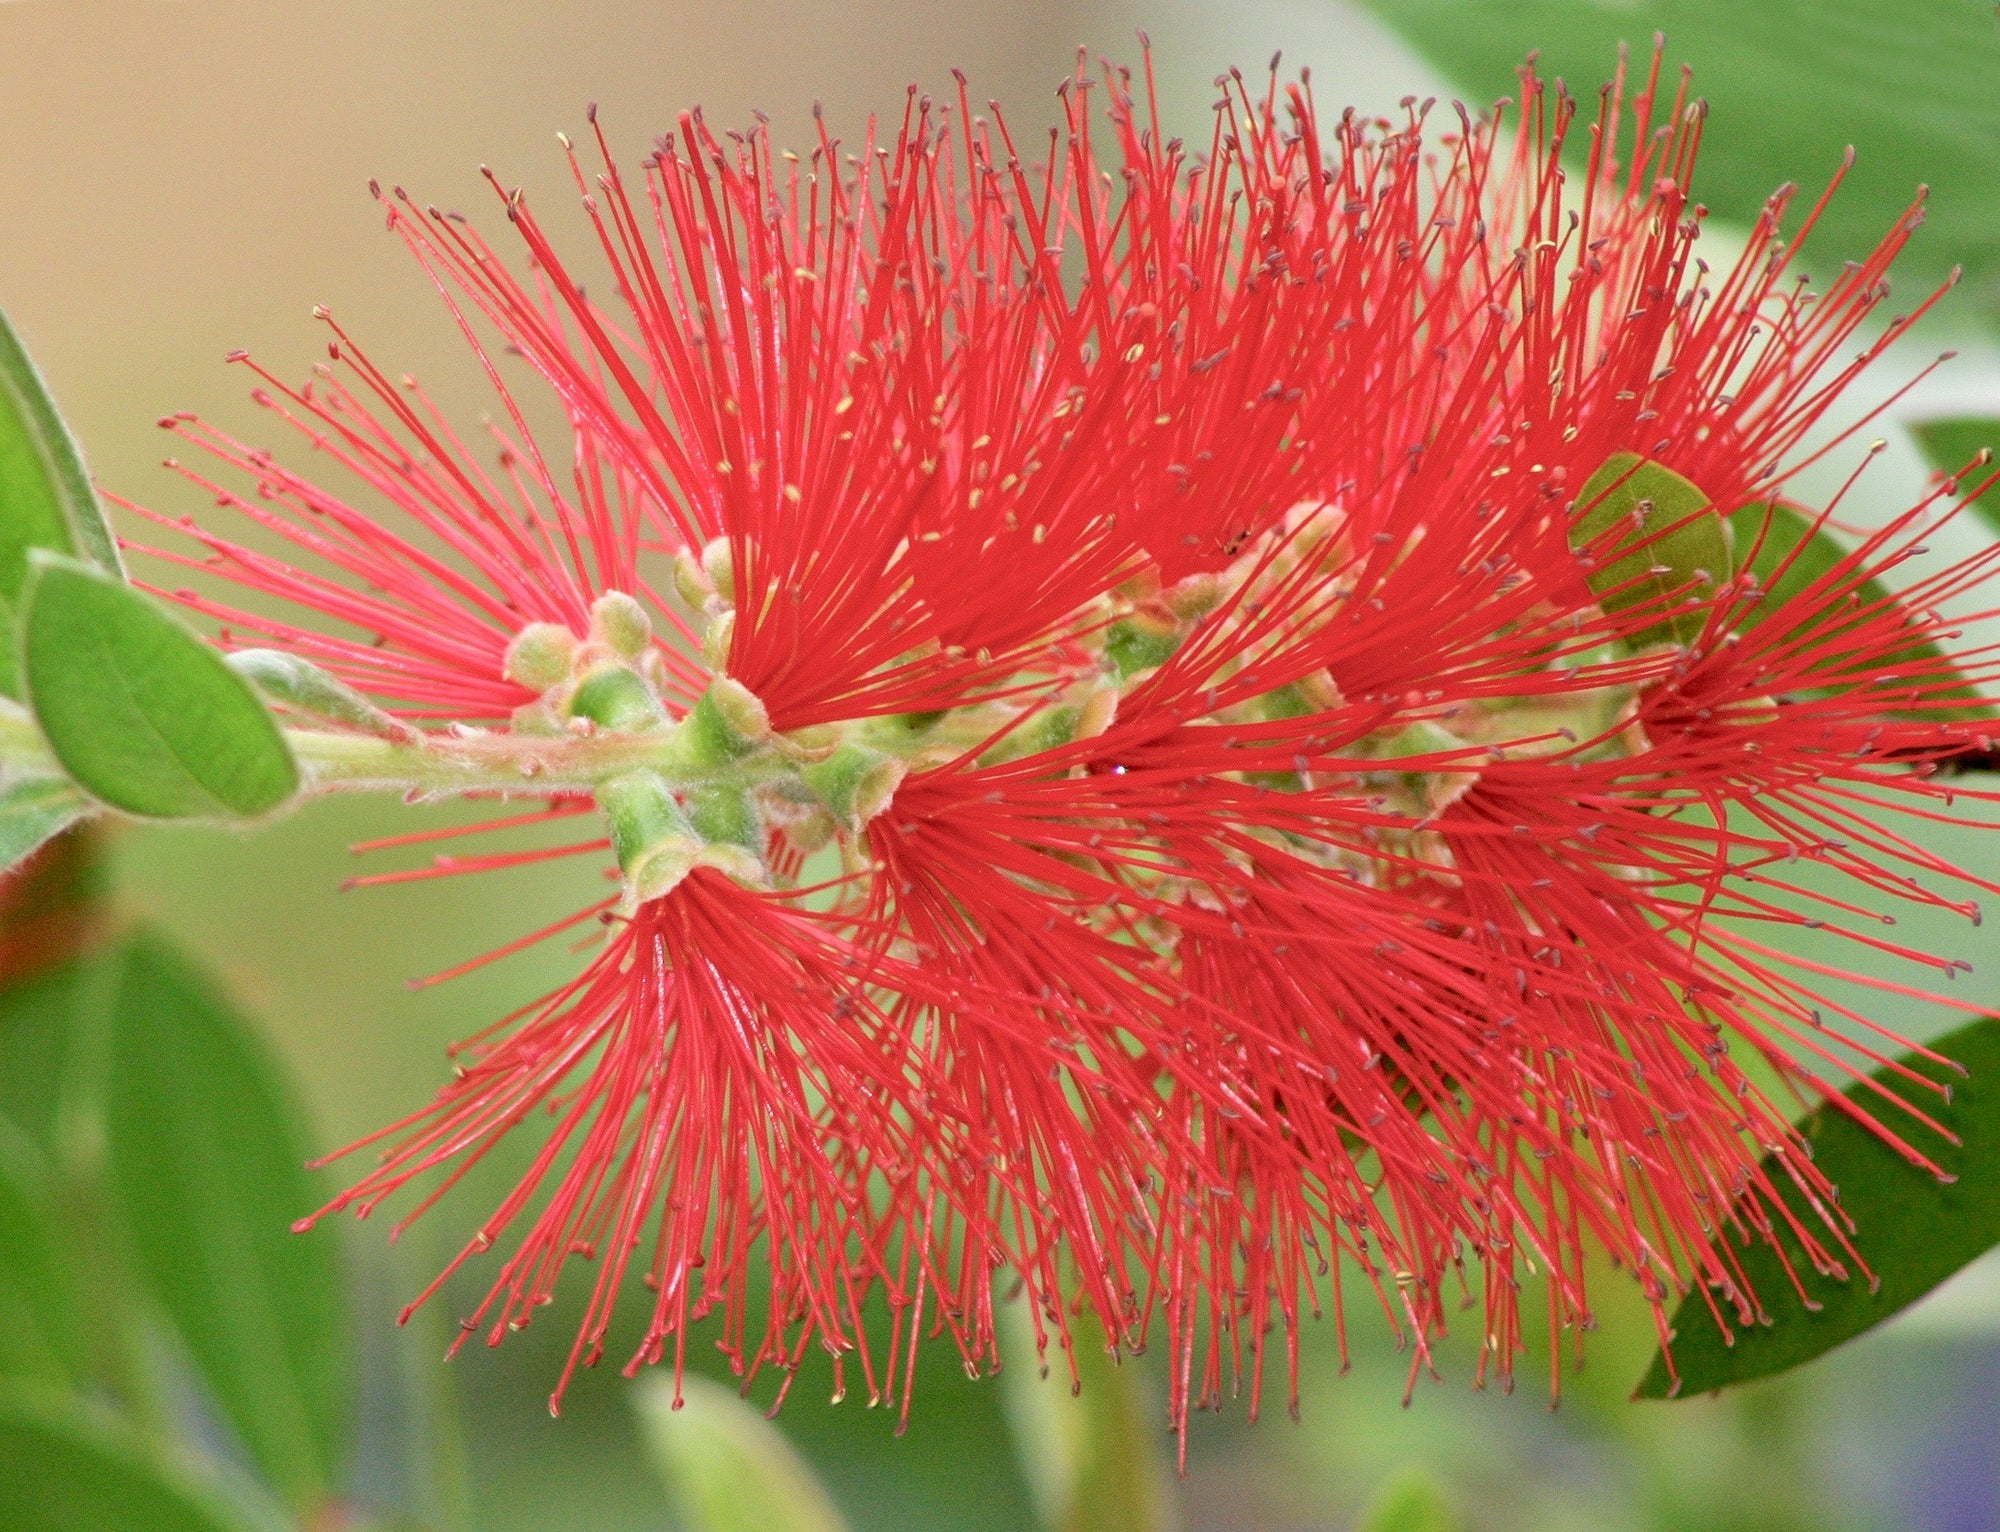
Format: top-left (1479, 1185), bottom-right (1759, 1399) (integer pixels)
top-left (18, 555), bottom-right (297, 818)
top-left (105, 934), bottom-right (350, 1513)
top-left (635, 1373), bottom-right (851, 1532)
top-left (1637, 1014), bottom-right (2000, 1399)
top-left (1729, 501), bottom-right (1992, 719)
top-left (0, 1384), bottom-right (269, 1532)
top-left (1571, 453), bottom-right (1729, 647)
top-left (0, 305), bottom-right (125, 701)
top-left (1911, 417), bottom-right (2000, 537)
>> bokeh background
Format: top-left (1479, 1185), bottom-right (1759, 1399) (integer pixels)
top-left (4, 2), bottom-right (2000, 1529)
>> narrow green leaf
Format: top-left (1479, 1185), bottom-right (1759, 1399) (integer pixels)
top-left (0, 775), bottom-right (90, 874)
top-left (1359, 1468), bottom-right (1461, 1532)
top-left (0, 1384), bottom-right (270, 1532)
top-left (1571, 453), bottom-right (1730, 646)
top-left (0, 1118), bottom-right (85, 1386)
top-left (18, 555), bottom-right (298, 818)
top-left (1910, 418), bottom-right (2000, 536)
top-left (105, 934), bottom-right (350, 1513)
top-left (1637, 1015), bottom-right (2000, 1399)
top-left (634, 1373), bottom-right (851, 1532)
top-left (1729, 501), bottom-right (1992, 718)
top-left (0, 305), bottom-right (124, 698)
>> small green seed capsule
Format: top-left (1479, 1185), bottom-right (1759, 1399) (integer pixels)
top-left (568, 665), bottom-right (664, 732)
top-left (701, 537), bottom-right (736, 605)
top-left (504, 622), bottom-right (578, 691)
top-left (588, 591), bottom-right (653, 660)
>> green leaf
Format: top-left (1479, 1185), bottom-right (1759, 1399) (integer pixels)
top-left (0, 1118), bottom-right (85, 1386)
top-left (1571, 453), bottom-right (1730, 646)
top-left (1000, 1306), bottom-right (1168, 1532)
top-left (1359, 1468), bottom-right (1461, 1532)
top-left (1637, 1014), bottom-right (2000, 1399)
top-left (635, 1372), bottom-right (852, 1532)
top-left (0, 775), bottom-right (90, 874)
top-left (1729, 500), bottom-right (1992, 718)
top-left (104, 933), bottom-right (350, 1513)
top-left (18, 555), bottom-right (298, 818)
top-left (0, 1384), bottom-right (270, 1532)
top-left (0, 305), bottom-right (124, 698)
top-left (1910, 417), bottom-right (2000, 537)
top-left (1361, 0), bottom-right (2000, 328)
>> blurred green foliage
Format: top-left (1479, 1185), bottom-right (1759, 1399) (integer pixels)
top-left (1363, 0), bottom-right (2000, 328)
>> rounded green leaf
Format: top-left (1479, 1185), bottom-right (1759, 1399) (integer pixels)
top-left (104, 934), bottom-right (350, 1513)
top-left (0, 1384), bottom-right (270, 1532)
top-left (635, 1373), bottom-right (851, 1532)
top-left (1571, 453), bottom-right (1730, 646)
top-left (18, 555), bottom-right (297, 818)
top-left (1637, 1015), bottom-right (2000, 1399)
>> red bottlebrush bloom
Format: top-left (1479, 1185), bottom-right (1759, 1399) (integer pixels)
top-left (126, 44), bottom-right (2000, 1434)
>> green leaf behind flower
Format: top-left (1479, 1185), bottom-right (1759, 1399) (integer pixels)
top-left (1571, 454), bottom-right (1730, 646)
top-left (0, 1384), bottom-right (270, 1532)
top-left (1361, 0), bottom-right (2000, 328)
top-left (1911, 417), bottom-right (2000, 536)
top-left (635, 1372), bottom-right (852, 1532)
top-left (18, 555), bottom-right (297, 819)
top-left (0, 304), bottom-right (124, 698)
top-left (1729, 500), bottom-right (1992, 718)
top-left (104, 933), bottom-right (351, 1515)
top-left (1637, 1014), bottom-right (2000, 1399)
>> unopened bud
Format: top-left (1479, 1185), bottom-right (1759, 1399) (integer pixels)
top-left (588, 591), bottom-right (652, 659)
top-left (1163, 571), bottom-right (1226, 622)
top-left (504, 622), bottom-right (578, 692)
top-left (702, 610), bottom-right (736, 672)
top-left (672, 547), bottom-right (714, 611)
top-left (701, 537), bottom-right (736, 605)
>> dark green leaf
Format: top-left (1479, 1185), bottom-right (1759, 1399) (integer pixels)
top-left (0, 305), bottom-right (124, 698)
top-left (1571, 453), bottom-right (1730, 646)
top-left (18, 555), bottom-right (298, 818)
top-left (0, 1384), bottom-right (269, 1532)
top-left (105, 933), bottom-right (350, 1512)
top-left (1361, 0), bottom-right (2000, 327)
top-left (1637, 1014), bottom-right (2000, 1399)
top-left (0, 776), bottom-right (90, 874)
top-left (0, 1118), bottom-right (84, 1386)
top-left (635, 1373), bottom-right (851, 1532)
top-left (1910, 418), bottom-right (2000, 536)
top-left (1729, 500), bottom-right (1992, 718)
top-left (1359, 1469), bottom-right (1461, 1532)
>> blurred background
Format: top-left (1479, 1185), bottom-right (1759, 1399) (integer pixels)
top-left (3, 2), bottom-right (2000, 1529)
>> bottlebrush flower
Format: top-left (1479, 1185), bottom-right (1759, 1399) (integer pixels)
top-left (121, 44), bottom-right (2000, 1434)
